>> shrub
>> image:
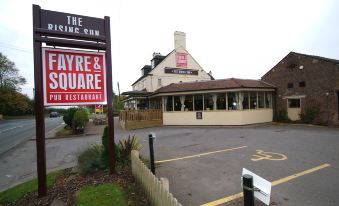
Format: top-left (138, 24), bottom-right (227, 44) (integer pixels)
top-left (101, 127), bottom-right (142, 169)
top-left (118, 135), bottom-right (142, 159)
top-left (77, 145), bottom-right (105, 176)
top-left (63, 107), bottom-right (77, 127)
top-left (276, 109), bottom-right (290, 123)
top-left (73, 108), bottom-right (89, 133)
top-left (300, 106), bottom-right (320, 124)
top-left (101, 126), bottom-right (121, 168)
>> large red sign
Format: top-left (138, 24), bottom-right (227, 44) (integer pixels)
top-left (175, 52), bottom-right (187, 68)
top-left (42, 48), bottom-right (106, 106)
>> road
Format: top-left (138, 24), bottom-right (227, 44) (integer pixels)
top-left (0, 117), bottom-right (64, 155)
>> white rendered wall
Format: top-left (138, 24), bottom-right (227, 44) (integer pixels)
top-left (163, 109), bottom-right (273, 125)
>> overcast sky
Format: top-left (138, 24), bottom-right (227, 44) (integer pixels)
top-left (1, 0), bottom-right (338, 98)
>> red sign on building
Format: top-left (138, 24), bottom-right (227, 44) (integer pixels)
top-left (42, 48), bottom-right (106, 106)
top-left (176, 52), bottom-right (188, 68)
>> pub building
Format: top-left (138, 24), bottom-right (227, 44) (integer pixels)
top-left (122, 31), bottom-right (275, 126)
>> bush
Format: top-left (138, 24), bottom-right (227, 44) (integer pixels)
top-left (300, 107), bottom-right (320, 124)
top-left (78, 145), bottom-right (105, 176)
top-left (101, 127), bottom-right (142, 169)
top-left (101, 126), bottom-right (121, 168)
top-left (276, 110), bottom-right (291, 123)
top-left (63, 107), bottom-right (77, 127)
top-left (73, 108), bottom-right (89, 133)
top-left (118, 135), bottom-right (142, 159)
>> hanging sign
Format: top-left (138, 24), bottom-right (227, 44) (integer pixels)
top-left (42, 48), bottom-right (107, 106)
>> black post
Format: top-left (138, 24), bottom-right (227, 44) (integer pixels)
top-left (243, 174), bottom-right (255, 206)
top-left (104, 16), bottom-right (116, 174)
top-left (32, 4), bottom-right (47, 197)
top-left (149, 133), bottom-right (156, 175)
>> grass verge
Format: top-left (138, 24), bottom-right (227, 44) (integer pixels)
top-left (0, 170), bottom-right (61, 204)
top-left (75, 184), bottom-right (128, 206)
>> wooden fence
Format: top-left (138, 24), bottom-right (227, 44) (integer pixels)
top-left (119, 109), bottom-right (162, 121)
top-left (131, 150), bottom-right (182, 206)
top-left (119, 109), bottom-right (163, 130)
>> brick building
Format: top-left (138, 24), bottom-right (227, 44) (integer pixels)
top-left (262, 52), bottom-right (339, 125)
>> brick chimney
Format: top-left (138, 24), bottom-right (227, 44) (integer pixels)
top-left (174, 31), bottom-right (186, 50)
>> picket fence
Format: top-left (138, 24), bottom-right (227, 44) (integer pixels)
top-left (131, 150), bottom-right (182, 206)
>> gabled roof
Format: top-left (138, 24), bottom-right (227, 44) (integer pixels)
top-left (262, 51), bottom-right (339, 79)
top-left (153, 78), bottom-right (275, 94)
top-left (132, 51), bottom-right (173, 86)
top-left (291, 51), bottom-right (339, 64)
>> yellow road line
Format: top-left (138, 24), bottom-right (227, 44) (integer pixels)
top-left (201, 163), bottom-right (331, 206)
top-left (271, 163), bottom-right (330, 186)
top-left (155, 146), bottom-right (247, 163)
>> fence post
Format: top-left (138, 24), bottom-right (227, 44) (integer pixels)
top-left (160, 177), bottom-right (169, 192)
top-left (243, 174), bottom-right (255, 206)
top-left (149, 132), bottom-right (156, 175)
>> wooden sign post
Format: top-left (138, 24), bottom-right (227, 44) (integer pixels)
top-left (32, 4), bottom-right (115, 196)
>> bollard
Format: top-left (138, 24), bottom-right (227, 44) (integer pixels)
top-left (243, 174), bottom-right (255, 206)
top-left (149, 132), bottom-right (156, 175)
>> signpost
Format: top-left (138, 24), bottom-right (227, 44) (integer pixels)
top-left (242, 168), bottom-right (272, 205)
top-left (33, 5), bottom-right (115, 196)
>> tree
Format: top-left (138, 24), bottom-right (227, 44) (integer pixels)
top-left (0, 88), bottom-right (31, 115)
top-left (0, 52), bottom-right (26, 91)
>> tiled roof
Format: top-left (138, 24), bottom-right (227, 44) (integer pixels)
top-left (153, 78), bottom-right (275, 94)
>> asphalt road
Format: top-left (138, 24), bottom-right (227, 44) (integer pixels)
top-left (0, 117), bottom-right (64, 155)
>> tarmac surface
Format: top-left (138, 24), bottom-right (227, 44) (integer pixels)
top-left (1, 120), bottom-right (339, 206)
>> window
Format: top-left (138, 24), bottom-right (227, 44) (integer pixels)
top-left (194, 95), bottom-right (203, 111)
top-left (228, 92), bottom-right (238, 110)
top-left (287, 82), bottom-right (293, 89)
top-left (204, 94), bottom-right (214, 110)
top-left (166, 96), bottom-right (173, 111)
top-left (288, 99), bottom-right (300, 108)
top-left (265, 92), bottom-right (272, 108)
top-left (250, 92), bottom-right (257, 109)
top-left (174, 96), bottom-right (181, 111)
top-left (184, 95), bottom-right (193, 111)
top-left (258, 92), bottom-right (265, 108)
top-left (158, 78), bottom-right (162, 87)
top-left (299, 81), bottom-right (305, 87)
top-left (217, 93), bottom-right (226, 110)
top-left (242, 92), bottom-right (249, 110)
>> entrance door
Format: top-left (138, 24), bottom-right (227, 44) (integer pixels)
top-left (337, 92), bottom-right (339, 120)
top-left (287, 98), bottom-right (301, 121)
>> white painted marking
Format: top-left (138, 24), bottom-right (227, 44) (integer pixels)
top-left (0, 125), bottom-right (24, 133)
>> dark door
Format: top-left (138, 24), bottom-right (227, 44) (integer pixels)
top-left (337, 92), bottom-right (339, 120)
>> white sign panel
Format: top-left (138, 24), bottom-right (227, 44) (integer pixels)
top-left (242, 168), bottom-right (272, 205)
